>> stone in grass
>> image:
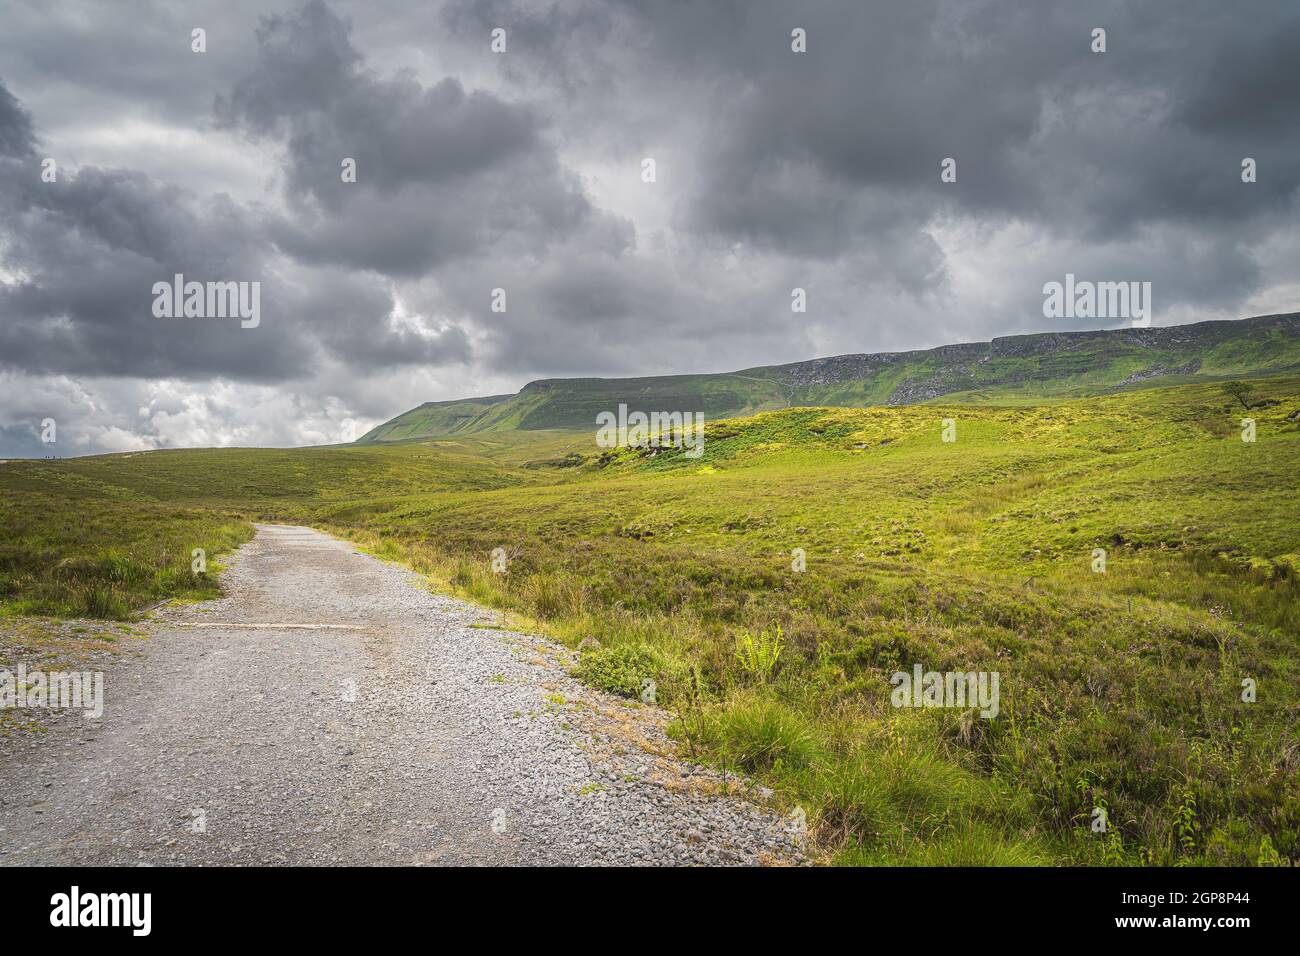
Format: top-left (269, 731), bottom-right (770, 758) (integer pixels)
top-left (577, 636), bottom-right (602, 654)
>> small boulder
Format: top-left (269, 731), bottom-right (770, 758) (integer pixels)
top-left (577, 636), bottom-right (602, 653)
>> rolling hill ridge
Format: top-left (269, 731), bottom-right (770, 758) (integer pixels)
top-left (358, 312), bottom-right (1300, 443)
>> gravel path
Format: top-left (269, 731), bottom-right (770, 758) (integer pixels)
top-left (0, 524), bottom-right (803, 866)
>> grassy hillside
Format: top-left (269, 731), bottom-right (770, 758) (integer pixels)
top-left (2, 375), bottom-right (1297, 866)
top-left (359, 313), bottom-right (1300, 443)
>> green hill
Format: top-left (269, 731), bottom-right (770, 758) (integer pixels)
top-left (3, 373), bottom-right (1298, 866)
top-left (358, 312), bottom-right (1300, 443)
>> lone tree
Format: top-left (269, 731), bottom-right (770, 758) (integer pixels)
top-left (1222, 380), bottom-right (1255, 411)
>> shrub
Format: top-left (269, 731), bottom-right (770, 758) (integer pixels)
top-left (573, 642), bottom-right (688, 704)
top-left (573, 644), bottom-right (661, 699)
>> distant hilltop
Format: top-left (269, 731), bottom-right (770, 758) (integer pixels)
top-left (358, 313), bottom-right (1300, 443)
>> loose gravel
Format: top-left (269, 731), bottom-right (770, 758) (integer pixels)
top-left (0, 524), bottom-right (804, 866)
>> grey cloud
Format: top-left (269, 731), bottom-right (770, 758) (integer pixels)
top-left (443, 0), bottom-right (1300, 242)
top-left (0, 155), bottom-right (311, 381)
top-left (264, 155), bottom-right (595, 277)
top-left (0, 79), bottom-right (36, 158)
top-left (300, 271), bottom-right (474, 366)
top-left (0, 34), bottom-right (486, 388)
top-left (217, 0), bottom-right (608, 278)
top-left (1, 0), bottom-right (1297, 457)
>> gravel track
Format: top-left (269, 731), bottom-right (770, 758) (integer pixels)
top-left (0, 524), bottom-right (803, 866)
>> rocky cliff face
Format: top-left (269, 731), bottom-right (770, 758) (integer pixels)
top-left (744, 314), bottom-right (1300, 405)
top-left (362, 313), bottom-right (1300, 441)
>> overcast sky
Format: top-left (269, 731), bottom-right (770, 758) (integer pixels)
top-left (1, 0), bottom-right (1297, 456)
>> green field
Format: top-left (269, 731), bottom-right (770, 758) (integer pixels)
top-left (2, 375), bottom-right (1297, 866)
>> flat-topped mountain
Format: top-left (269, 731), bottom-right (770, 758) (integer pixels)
top-left (357, 313), bottom-right (1300, 443)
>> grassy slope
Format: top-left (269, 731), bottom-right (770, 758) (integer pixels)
top-left (2, 376), bottom-right (1297, 865)
top-left (359, 314), bottom-right (1300, 443)
top-left (315, 376), bottom-right (1300, 865)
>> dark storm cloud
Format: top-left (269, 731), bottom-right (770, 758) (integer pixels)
top-left (0, 80), bottom-right (36, 158)
top-left (216, 0), bottom-right (608, 276)
top-left (0, 9), bottom-right (492, 384)
top-left (1, 0), bottom-right (1297, 456)
top-left (443, 0), bottom-right (1300, 240)
top-left (0, 144), bottom-right (311, 380)
top-left (423, 0), bottom-right (1300, 346)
